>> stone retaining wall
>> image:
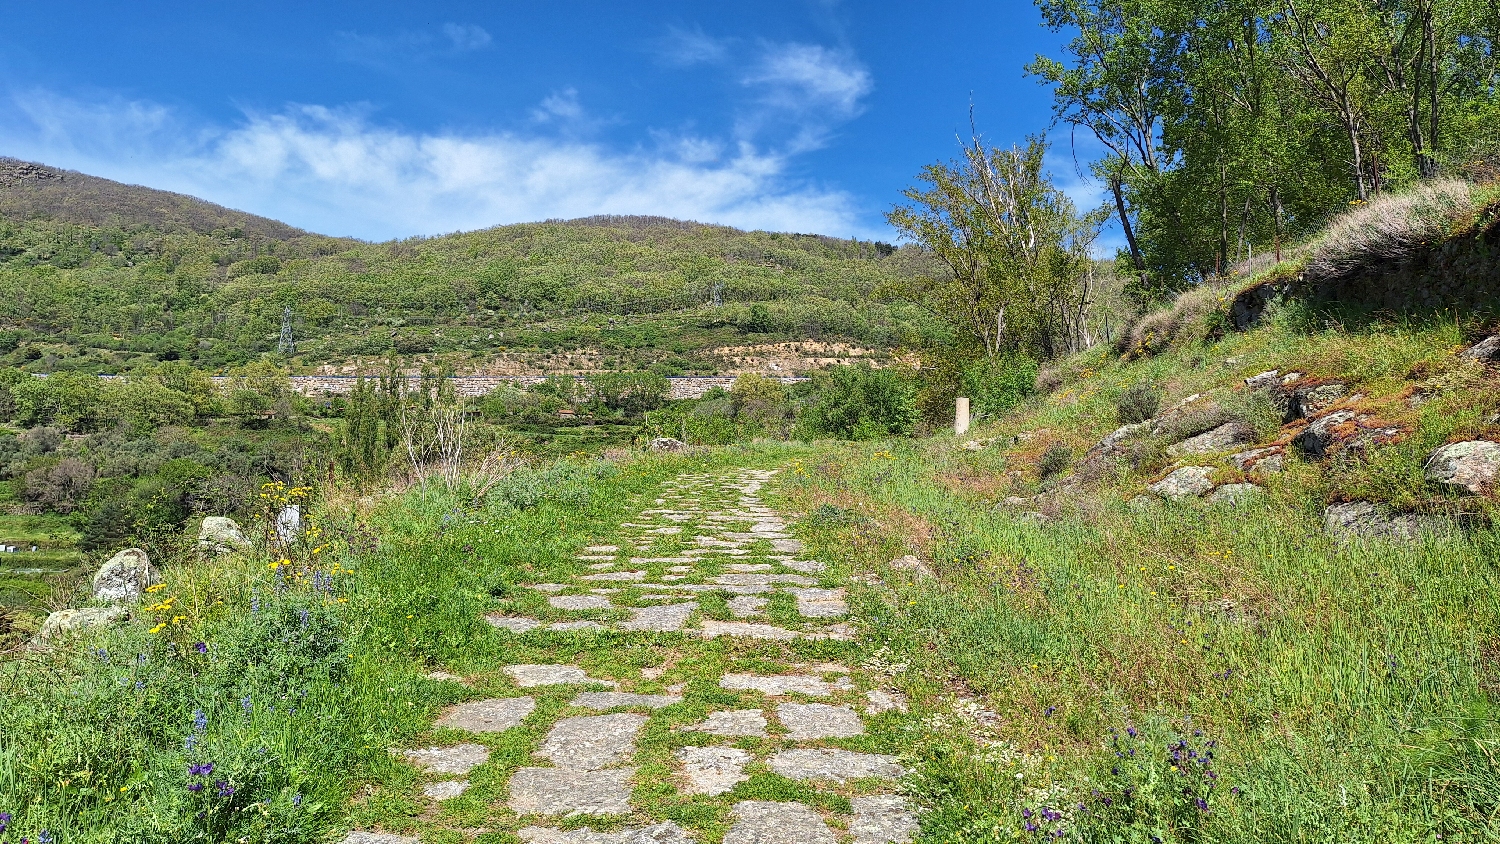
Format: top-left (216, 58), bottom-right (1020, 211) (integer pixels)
top-left (207, 375), bottom-right (808, 401)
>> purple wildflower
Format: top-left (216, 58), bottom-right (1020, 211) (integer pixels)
top-left (1044, 706), bottom-right (1057, 717)
top-left (1195, 797), bottom-right (1209, 811)
top-left (187, 782), bottom-right (204, 793)
top-left (0, 811), bottom-right (10, 832)
top-left (193, 642), bottom-right (208, 654)
top-left (215, 781), bottom-right (235, 797)
top-left (38, 832), bottom-right (52, 844)
top-left (1126, 727), bottom-right (1137, 738)
top-left (1024, 822), bottom-right (1038, 833)
top-left (292, 793), bottom-right (302, 807)
top-left (192, 709), bottom-right (207, 732)
top-left (241, 696), bottom-right (253, 713)
top-left (188, 762), bottom-right (214, 776)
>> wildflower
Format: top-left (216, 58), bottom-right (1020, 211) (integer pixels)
top-left (193, 642), bottom-right (208, 654)
top-left (241, 696), bottom-right (253, 713)
top-left (187, 782), bottom-right (204, 793)
top-left (193, 709), bottom-right (207, 732)
top-left (1126, 727), bottom-right (1138, 738)
top-left (38, 832), bottom-right (52, 844)
top-left (1044, 706), bottom-right (1056, 717)
top-left (188, 762), bottom-right (214, 776)
top-left (0, 811), bottom-right (9, 832)
top-left (216, 781), bottom-right (235, 797)
top-left (292, 793), bottom-right (302, 807)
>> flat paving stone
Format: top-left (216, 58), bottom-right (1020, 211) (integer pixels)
top-left (719, 673), bottom-right (834, 697)
top-left (779, 560), bottom-right (825, 574)
top-left (683, 709), bottom-right (768, 737)
top-left (767, 748), bottom-right (904, 783)
top-left (725, 563), bottom-right (773, 572)
top-left (422, 780), bottom-right (470, 800)
top-left (619, 602), bottom-right (697, 631)
top-left (487, 615), bottom-right (542, 633)
top-left (770, 539), bottom-right (804, 553)
top-left (343, 833), bottom-right (420, 844)
top-left (676, 745), bottom-right (751, 795)
top-left (727, 595), bottom-right (767, 617)
top-left (436, 696), bottom-right (535, 732)
top-left (539, 713), bottom-right (647, 769)
top-left (531, 583), bottom-right (570, 592)
top-left (508, 767), bottom-right (634, 816)
top-left (581, 571), bottom-right (648, 582)
top-left (571, 691), bottom-right (683, 710)
top-left (506, 664), bottom-right (614, 687)
top-left (427, 670), bottom-right (465, 682)
top-left (518, 822), bottom-right (694, 844)
top-left (785, 587), bottom-right (848, 618)
top-left (583, 546), bottom-right (620, 553)
top-left (851, 795), bottom-right (920, 844)
top-left (700, 620), bottom-right (802, 640)
top-left (550, 595), bottom-right (615, 610)
top-left (402, 742), bottom-right (489, 775)
top-left (711, 574), bottom-right (817, 587)
top-left (723, 801), bottom-right (835, 844)
top-left (550, 621), bottom-right (607, 631)
top-left (776, 702), bottom-right (864, 739)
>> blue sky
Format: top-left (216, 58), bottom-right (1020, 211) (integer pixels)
top-left (0, 1), bottom-right (1100, 242)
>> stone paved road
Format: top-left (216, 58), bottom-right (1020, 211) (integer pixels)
top-left (343, 467), bottom-right (917, 843)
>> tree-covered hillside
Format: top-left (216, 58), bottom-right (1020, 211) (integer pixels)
top-left (0, 162), bottom-right (944, 377)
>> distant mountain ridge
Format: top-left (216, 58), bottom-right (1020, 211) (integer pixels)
top-left (0, 157), bottom-right (312, 241)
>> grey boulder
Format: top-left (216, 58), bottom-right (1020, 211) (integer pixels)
top-left (199, 516), bottom-right (251, 554)
top-left (92, 548), bottom-right (159, 604)
top-left (1460, 335), bottom-right (1500, 361)
top-left (1324, 501), bottom-right (1447, 543)
top-left (36, 607), bottom-right (129, 643)
top-left (1425, 441), bottom-right (1500, 494)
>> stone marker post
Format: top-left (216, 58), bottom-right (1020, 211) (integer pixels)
top-left (955, 397), bottom-right (970, 436)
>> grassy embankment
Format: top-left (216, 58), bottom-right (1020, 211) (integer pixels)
top-left (0, 452), bottom-right (733, 841)
top-left (773, 291), bottom-right (1499, 839)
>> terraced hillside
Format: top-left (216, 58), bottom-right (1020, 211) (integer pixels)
top-left (0, 159), bottom-right (943, 378)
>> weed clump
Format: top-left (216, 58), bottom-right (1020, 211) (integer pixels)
top-left (1038, 443), bottom-right (1073, 478)
top-left (1307, 180), bottom-right (1476, 280)
top-left (1116, 382), bottom-right (1163, 424)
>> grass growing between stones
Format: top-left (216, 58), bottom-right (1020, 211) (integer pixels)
top-left (0, 452), bottom-right (725, 842)
top-left (772, 306), bottom-right (1500, 841)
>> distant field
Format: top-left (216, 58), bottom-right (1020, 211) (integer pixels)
top-left (0, 513), bottom-right (87, 608)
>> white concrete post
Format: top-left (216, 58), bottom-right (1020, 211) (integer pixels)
top-left (955, 397), bottom-right (970, 436)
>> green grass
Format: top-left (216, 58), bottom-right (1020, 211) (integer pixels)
top-left (769, 303), bottom-right (1500, 841)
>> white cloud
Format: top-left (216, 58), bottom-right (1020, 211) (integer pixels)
top-left (440, 23), bottom-right (492, 52)
top-left (745, 43), bottom-right (871, 119)
top-left (0, 91), bottom-right (874, 240)
top-left (531, 88), bottom-right (584, 124)
top-left (655, 27), bottom-right (729, 66)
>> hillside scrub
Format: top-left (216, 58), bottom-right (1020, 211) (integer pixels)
top-left (774, 297), bottom-right (1500, 840)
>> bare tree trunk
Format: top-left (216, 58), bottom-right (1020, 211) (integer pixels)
top-left (1111, 173), bottom-right (1147, 284)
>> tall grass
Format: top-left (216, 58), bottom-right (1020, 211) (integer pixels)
top-left (776, 304), bottom-right (1500, 841)
top-left (1306, 180), bottom-right (1477, 280)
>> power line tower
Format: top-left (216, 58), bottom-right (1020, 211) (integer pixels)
top-left (710, 280), bottom-right (724, 308)
top-left (277, 306), bottom-right (296, 355)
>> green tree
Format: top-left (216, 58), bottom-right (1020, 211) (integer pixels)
top-left (798, 364), bottom-right (918, 440)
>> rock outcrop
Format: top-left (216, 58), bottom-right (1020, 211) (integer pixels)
top-left (1425, 440), bottom-right (1500, 494)
top-left (650, 438), bottom-right (687, 453)
top-left (1150, 466), bottom-right (1216, 500)
top-left (91, 548), bottom-right (159, 604)
top-left (1461, 335), bottom-right (1500, 361)
top-left (199, 516), bottom-right (251, 555)
top-left (1167, 422), bottom-right (1254, 455)
top-left (1230, 446), bottom-right (1285, 474)
top-left (1207, 483), bottom-right (1261, 505)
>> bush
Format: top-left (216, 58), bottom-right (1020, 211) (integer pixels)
top-left (588, 371), bottom-right (669, 414)
top-left (1038, 443), bottom-right (1073, 478)
top-left (1116, 382), bottom-right (1163, 424)
top-left (729, 373), bottom-right (789, 428)
top-left (961, 354), bottom-right (1037, 418)
top-left (798, 363), bottom-right (918, 440)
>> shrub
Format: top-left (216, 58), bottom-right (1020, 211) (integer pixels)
top-left (1116, 382), bottom-right (1163, 424)
top-left (798, 363), bottom-right (918, 440)
top-left (729, 373), bottom-right (789, 427)
top-left (588, 371), bottom-right (669, 414)
top-left (1038, 443), bottom-right (1073, 478)
top-left (961, 354), bottom-right (1037, 418)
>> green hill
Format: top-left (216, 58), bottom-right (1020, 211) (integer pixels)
top-left (0, 160), bottom-right (942, 377)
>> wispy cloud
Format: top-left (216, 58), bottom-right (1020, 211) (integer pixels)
top-left (333, 22), bottom-right (493, 64)
top-left (738, 42), bottom-right (872, 154)
top-left (655, 26), bottom-right (729, 66)
top-left (0, 90), bottom-right (872, 240)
